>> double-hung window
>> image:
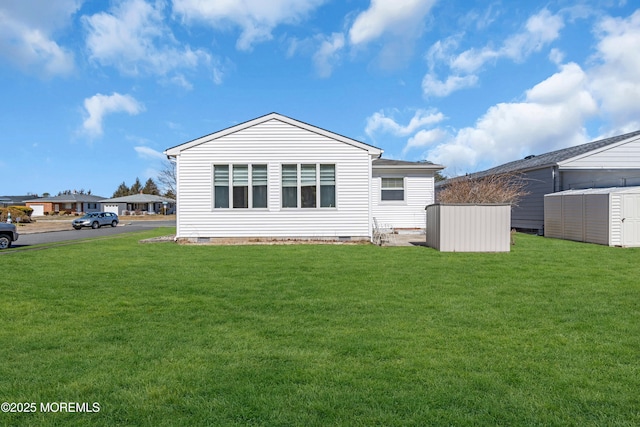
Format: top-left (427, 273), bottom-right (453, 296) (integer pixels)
top-left (214, 164), bottom-right (267, 209)
top-left (252, 165), bottom-right (268, 208)
top-left (282, 163), bottom-right (336, 208)
top-left (233, 165), bottom-right (249, 208)
top-left (320, 164), bottom-right (335, 207)
top-left (301, 164), bottom-right (317, 208)
top-left (381, 177), bottom-right (404, 201)
top-left (281, 164), bottom-right (298, 208)
top-left (214, 165), bottom-right (229, 208)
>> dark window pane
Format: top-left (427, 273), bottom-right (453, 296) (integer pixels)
top-left (282, 187), bottom-right (297, 208)
top-left (381, 189), bottom-right (404, 201)
top-left (233, 186), bottom-right (248, 208)
top-left (253, 185), bottom-right (267, 208)
top-left (320, 185), bottom-right (335, 207)
top-left (301, 185), bottom-right (317, 208)
top-left (214, 186), bottom-right (229, 208)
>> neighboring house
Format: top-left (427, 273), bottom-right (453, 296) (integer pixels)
top-left (100, 194), bottom-right (176, 215)
top-left (25, 194), bottom-right (105, 216)
top-left (0, 195), bottom-right (35, 207)
top-left (164, 112), bottom-right (443, 242)
top-left (437, 130), bottom-right (640, 232)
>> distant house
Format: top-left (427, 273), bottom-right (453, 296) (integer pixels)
top-left (100, 194), bottom-right (175, 216)
top-left (25, 194), bottom-right (105, 216)
top-left (437, 130), bottom-right (640, 232)
top-left (0, 195), bottom-right (35, 207)
top-left (164, 112), bottom-right (443, 242)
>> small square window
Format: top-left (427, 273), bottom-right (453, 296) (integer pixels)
top-left (381, 177), bottom-right (404, 201)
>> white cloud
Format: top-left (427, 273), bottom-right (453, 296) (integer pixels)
top-left (404, 128), bottom-right (448, 155)
top-left (425, 8), bottom-right (564, 98)
top-left (172, 0), bottom-right (327, 51)
top-left (349, 0), bottom-right (436, 46)
top-left (82, 93), bottom-right (145, 138)
top-left (365, 109), bottom-right (445, 138)
top-left (426, 62), bottom-right (597, 175)
top-left (422, 73), bottom-right (478, 97)
top-left (83, 0), bottom-right (210, 79)
top-left (589, 10), bottom-right (640, 131)
top-left (0, 0), bottom-right (80, 76)
top-left (451, 9), bottom-right (564, 74)
top-left (312, 32), bottom-right (345, 78)
top-left (134, 146), bottom-right (165, 160)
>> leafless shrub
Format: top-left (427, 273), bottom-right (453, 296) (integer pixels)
top-left (438, 173), bottom-right (529, 206)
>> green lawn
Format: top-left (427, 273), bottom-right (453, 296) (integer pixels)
top-left (1, 229), bottom-right (639, 426)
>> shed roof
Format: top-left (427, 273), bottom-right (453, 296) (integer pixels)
top-left (164, 112), bottom-right (383, 157)
top-left (544, 186), bottom-right (640, 197)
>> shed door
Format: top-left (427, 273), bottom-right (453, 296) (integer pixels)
top-left (622, 194), bottom-right (640, 247)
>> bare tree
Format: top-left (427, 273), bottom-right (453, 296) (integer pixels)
top-left (158, 159), bottom-right (176, 198)
top-left (438, 173), bottom-right (528, 206)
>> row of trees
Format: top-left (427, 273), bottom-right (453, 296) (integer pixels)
top-left (112, 177), bottom-right (162, 198)
top-left (112, 161), bottom-right (176, 199)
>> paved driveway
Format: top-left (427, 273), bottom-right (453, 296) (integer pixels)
top-left (11, 220), bottom-right (175, 248)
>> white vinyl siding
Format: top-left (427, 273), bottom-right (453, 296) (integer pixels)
top-left (175, 119), bottom-right (372, 239)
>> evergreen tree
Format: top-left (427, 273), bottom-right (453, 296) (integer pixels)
top-left (113, 182), bottom-right (130, 198)
top-left (142, 178), bottom-right (160, 195)
top-left (129, 177), bottom-right (143, 195)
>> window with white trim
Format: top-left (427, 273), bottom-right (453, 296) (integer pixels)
top-left (214, 164), bottom-right (268, 209)
top-left (252, 165), bottom-right (268, 208)
top-left (320, 164), bottom-right (336, 207)
top-left (281, 164), bottom-right (336, 208)
top-left (282, 164), bottom-right (298, 208)
top-left (381, 177), bottom-right (404, 201)
top-left (233, 165), bottom-right (248, 208)
top-left (213, 165), bottom-right (229, 208)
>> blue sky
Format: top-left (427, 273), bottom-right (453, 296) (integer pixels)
top-left (1, 0), bottom-right (639, 197)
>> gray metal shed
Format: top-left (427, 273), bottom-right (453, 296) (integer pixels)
top-left (544, 186), bottom-right (640, 247)
top-left (425, 204), bottom-right (511, 252)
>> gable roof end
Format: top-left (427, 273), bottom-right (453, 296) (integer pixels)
top-left (164, 112), bottom-right (382, 157)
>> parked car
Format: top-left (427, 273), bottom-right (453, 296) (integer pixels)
top-left (72, 212), bottom-right (119, 230)
top-left (0, 223), bottom-right (19, 249)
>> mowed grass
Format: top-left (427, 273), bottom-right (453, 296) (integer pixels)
top-left (1, 229), bottom-right (639, 426)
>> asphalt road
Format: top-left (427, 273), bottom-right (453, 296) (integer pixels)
top-left (11, 220), bottom-right (175, 248)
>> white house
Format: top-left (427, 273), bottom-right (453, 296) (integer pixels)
top-left (164, 113), bottom-right (443, 242)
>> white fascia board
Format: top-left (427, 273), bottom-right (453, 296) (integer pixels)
top-left (373, 164), bottom-right (445, 172)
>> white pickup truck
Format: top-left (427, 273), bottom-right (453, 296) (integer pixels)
top-left (0, 223), bottom-right (19, 249)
